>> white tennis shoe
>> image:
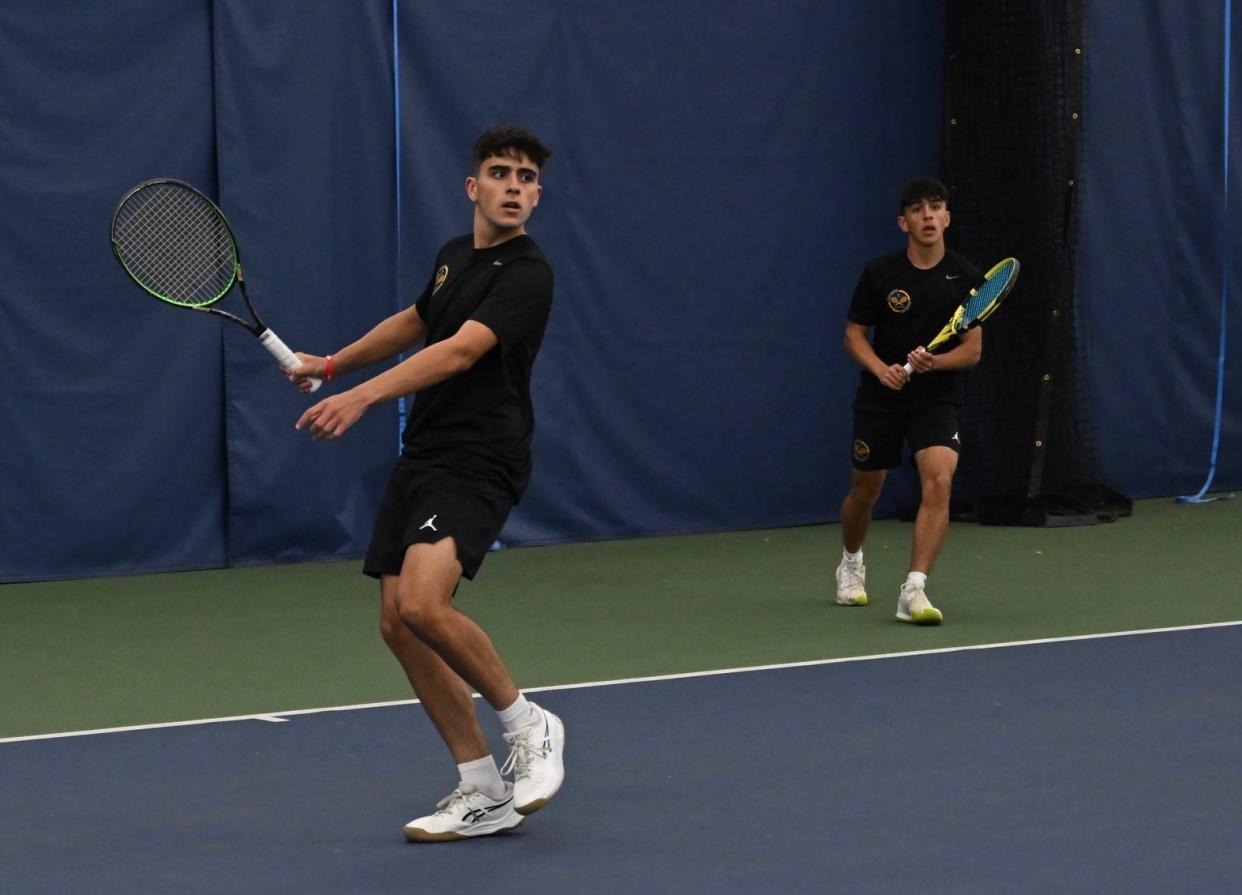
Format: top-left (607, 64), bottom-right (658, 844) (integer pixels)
top-left (835, 559), bottom-right (868, 606)
top-left (402, 782), bottom-right (523, 842)
top-left (896, 582), bottom-right (943, 625)
top-left (502, 704), bottom-right (565, 815)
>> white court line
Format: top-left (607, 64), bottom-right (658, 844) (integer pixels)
top-left (3, 620), bottom-right (1239, 745)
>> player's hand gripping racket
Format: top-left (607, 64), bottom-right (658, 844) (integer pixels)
top-left (110, 178), bottom-right (321, 391)
top-left (903, 257), bottom-right (1020, 376)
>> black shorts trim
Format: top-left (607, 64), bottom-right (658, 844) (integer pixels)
top-left (851, 400), bottom-right (961, 471)
top-left (363, 465), bottom-right (513, 581)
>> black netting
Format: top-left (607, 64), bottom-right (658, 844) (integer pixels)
top-left (942, 1), bottom-right (1127, 525)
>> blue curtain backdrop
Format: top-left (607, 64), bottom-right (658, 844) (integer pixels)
top-left (1081, 0), bottom-right (1242, 498)
top-left (15, 1), bottom-right (1239, 580)
top-left (0, 0), bottom-right (397, 581)
top-left (0, 2), bottom-right (225, 580)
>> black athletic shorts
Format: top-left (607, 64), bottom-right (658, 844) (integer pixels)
top-left (362, 462), bottom-right (514, 581)
top-left (850, 400), bottom-right (962, 471)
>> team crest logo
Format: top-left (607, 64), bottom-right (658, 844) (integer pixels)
top-left (853, 439), bottom-right (871, 462)
top-left (887, 289), bottom-right (911, 313)
top-left (433, 264), bottom-right (449, 294)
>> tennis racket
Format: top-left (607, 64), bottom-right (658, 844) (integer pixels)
top-left (110, 178), bottom-right (321, 391)
top-left (903, 257), bottom-right (1020, 375)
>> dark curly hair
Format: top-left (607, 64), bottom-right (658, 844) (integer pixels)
top-left (898, 176), bottom-right (949, 211)
top-left (472, 126), bottom-right (552, 172)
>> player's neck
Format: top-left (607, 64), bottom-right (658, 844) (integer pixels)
top-left (906, 240), bottom-right (945, 270)
top-left (474, 216), bottom-right (526, 250)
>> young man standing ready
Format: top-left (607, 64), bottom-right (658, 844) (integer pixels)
top-left (835, 177), bottom-right (982, 625)
top-left (288, 126), bottom-right (564, 841)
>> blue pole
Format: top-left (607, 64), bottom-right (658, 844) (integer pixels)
top-left (392, 0), bottom-right (407, 452)
top-left (1180, 0), bottom-right (1234, 503)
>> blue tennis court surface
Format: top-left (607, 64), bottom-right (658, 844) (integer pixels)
top-left (3, 625), bottom-right (1239, 894)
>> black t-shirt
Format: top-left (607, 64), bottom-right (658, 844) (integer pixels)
top-left (403, 234), bottom-right (553, 499)
top-left (847, 248), bottom-right (982, 407)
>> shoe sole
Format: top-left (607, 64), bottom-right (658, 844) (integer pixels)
top-left (403, 816), bottom-right (524, 842)
top-left (515, 793), bottom-right (557, 815)
top-left (514, 713), bottom-right (565, 816)
top-left (835, 593), bottom-right (868, 606)
top-left (896, 609), bottom-right (943, 625)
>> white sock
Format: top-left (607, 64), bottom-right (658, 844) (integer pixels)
top-left (457, 755), bottom-right (505, 799)
top-left (497, 694), bottom-right (539, 733)
top-left (905, 571), bottom-right (927, 590)
top-left (843, 548), bottom-right (863, 565)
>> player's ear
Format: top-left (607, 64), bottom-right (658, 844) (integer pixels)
top-left (531, 184), bottom-right (542, 207)
top-left (897, 214), bottom-right (909, 234)
top-left (943, 209), bottom-right (951, 230)
top-left (465, 176), bottom-right (478, 202)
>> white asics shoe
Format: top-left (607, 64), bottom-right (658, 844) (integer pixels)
top-left (502, 704), bottom-right (565, 815)
top-left (835, 559), bottom-right (868, 606)
top-left (402, 782), bottom-right (523, 842)
top-left (896, 582), bottom-right (943, 625)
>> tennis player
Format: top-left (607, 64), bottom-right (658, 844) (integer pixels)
top-left (289, 126), bottom-right (564, 841)
top-left (834, 177), bottom-right (982, 625)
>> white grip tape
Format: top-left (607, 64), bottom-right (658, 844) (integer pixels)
top-left (259, 329), bottom-right (323, 392)
top-left (902, 361), bottom-right (915, 376)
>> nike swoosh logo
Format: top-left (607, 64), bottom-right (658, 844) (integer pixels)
top-left (945, 275), bottom-right (960, 280)
top-left (493, 260), bottom-right (504, 266)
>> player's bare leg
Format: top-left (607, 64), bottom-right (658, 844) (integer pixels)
top-left (836, 468), bottom-right (885, 605)
top-left (380, 575), bottom-right (494, 764)
top-left (910, 445), bottom-right (957, 573)
top-left (841, 468), bottom-right (886, 552)
top-left (899, 446), bottom-right (958, 624)
top-left (382, 541), bottom-right (532, 841)
top-left (383, 538), bottom-right (564, 831)
top-left (384, 538), bottom-right (519, 723)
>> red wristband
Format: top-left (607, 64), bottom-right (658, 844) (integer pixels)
top-left (325, 355), bottom-right (334, 382)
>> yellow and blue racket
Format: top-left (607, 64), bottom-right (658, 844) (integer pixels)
top-left (110, 178), bottom-right (321, 391)
top-left (903, 256), bottom-right (1020, 375)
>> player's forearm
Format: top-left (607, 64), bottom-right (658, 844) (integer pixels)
top-left (926, 337), bottom-right (982, 371)
top-left (332, 310), bottom-right (424, 376)
top-left (844, 329), bottom-right (890, 379)
top-left (351, 340), bottom-right (473, 408)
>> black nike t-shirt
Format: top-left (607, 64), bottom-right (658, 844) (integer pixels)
top-left (403, 234), bottom-right (553, 500)
top-left (847, 248), bottom-right (982, 407)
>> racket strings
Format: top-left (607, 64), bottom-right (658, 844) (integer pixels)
top-left (113, 184), bottom-right (236, 306)
top-left (962, 260), bottom-right (1018, 323)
